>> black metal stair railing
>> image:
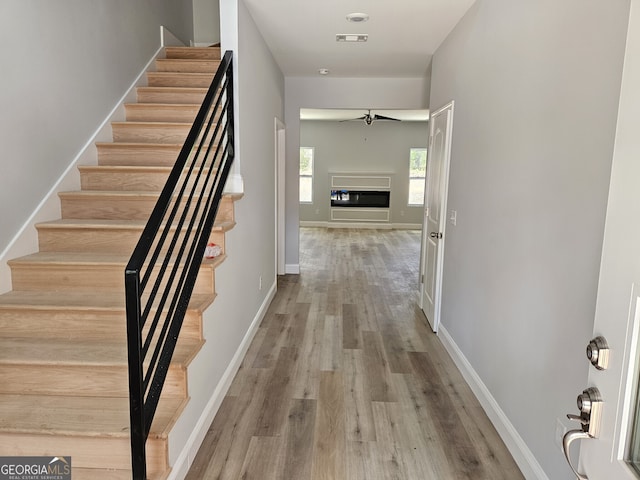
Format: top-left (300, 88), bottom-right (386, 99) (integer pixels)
top-left (124, 50), bottom-right (234, 480)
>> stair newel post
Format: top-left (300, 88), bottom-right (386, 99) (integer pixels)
top-left (125, 268), bottom-right (147, 480)
top-left (225, 54), bottom-right (235, 160)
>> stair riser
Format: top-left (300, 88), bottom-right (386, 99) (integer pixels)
top-left (147, 72), bottom-right (214, 88)
top-left (137, 88), bottom-right (206, 104)
top-left (80, 167), bottom-right (217, 191)
top-left (10, 263), bottom-right (215, 294)
top-left (97, 144), bottom-right (182, 167)
top-left (165, 46), bottom-right (221, 60)
top-left (37, 226), bottom-right (226, 255)
top-left (0, 364), bottom-right (186, 398)
top-left (0, 433), bottom-right (167, 473)
top-left (112, 124), bottom-right (192, 144)
top-left (155, 59), bottom-right (220, 73)
top-left (60, 194), bottom-right (234, 222)
top-left (125, 104), bottom-right (200, 123)
top-left (0, 309), bottom-right (203, 341)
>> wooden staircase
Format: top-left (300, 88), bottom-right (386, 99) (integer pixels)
top-left (0, 46), bottom-right (237, 479)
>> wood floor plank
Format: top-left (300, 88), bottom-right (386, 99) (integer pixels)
top-left (343, 349), bottom-right (376, 442)
top-left (238, 436), bottom-right (283, 480)
top-left (342, 303), bottom-right (361, 349)
top-left (254, 347), bottom-right (298, 436)
top-left (280, 398), bottom-right (317, 479)
top-left (362, 331), bottom-right (397, 403)
top-left (320, 314), bottom-right (342, 371)
top-left (290, 293), bottom-right (325, 400)
top-left (252, 313), bottom-right (289, 369)
top-left (311, 371), bottom-right (346, 480)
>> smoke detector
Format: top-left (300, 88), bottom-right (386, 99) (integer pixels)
top-left (346, 12), bottom-right (369, 23)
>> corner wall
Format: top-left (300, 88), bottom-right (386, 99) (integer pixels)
top-left (429, 0), bottom-right (630, 478)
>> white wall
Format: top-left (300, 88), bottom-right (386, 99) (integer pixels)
top-left (167, 0), bottom-right (285, 475)
top-left (0, 1), bottom-right (193, 259)
top-left (299, 120), bottom-right (427, 225)
top-left (429, 0), bottom-right (630, 478)
top-left (285, 77), bottom-right (429, 272)
top-left (193, 0), bottom-right (220, 45)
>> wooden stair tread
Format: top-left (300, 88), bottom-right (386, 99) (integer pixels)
top-left (0, 290), bottom-right (214, 313)
top-left (36, 217), bottom-right (233, 232)
top-left (111, 121), bottom-right (193, 128)
top-left (8, 250), bottom-right (226, 268)
top-left (0, 394), bottom-right (186, 437)
top-left (72, 468), bottom-right (169, 480)
top-left (137, 86), bottom-right (208, 94)
top-left (0, 337), bottom-right (202, 367)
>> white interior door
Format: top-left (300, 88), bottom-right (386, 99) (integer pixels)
top-left (420, 101), bottom-right (454, 333)
top-left (566, 4), bottom-right (640, 478)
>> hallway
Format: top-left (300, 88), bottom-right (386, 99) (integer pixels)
top-left (186, 227), bottom-right (523, 479)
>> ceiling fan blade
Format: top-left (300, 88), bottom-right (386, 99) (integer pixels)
top-left (339, 115), bottom-right (367, 122)
top-left (373, 114), bottom-right (401, 122)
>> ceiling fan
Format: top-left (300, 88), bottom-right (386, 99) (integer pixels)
top-left (345, 109), bottom-right (402, 125)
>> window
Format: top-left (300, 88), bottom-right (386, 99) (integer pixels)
top-left (299, 147), bottom-right (314, 203)
top-left (408, 148), bottom-right (427, 205)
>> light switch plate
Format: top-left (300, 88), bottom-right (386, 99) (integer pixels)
top-left (449, 210), bottom-right (457, 226)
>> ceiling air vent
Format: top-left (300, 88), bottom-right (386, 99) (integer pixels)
top-left (336, 34), bottom-right (368, 43)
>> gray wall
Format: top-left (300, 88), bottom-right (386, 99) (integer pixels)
top-left (0, 0), bottom-right (194, 256)
top-left (285, 77), bottom-right (429, 272)
top-left (193, 0), bottom-right (220, 45)
top-left (299, 120), bottom-right (427, 225)
top-left (429, 0), bottom-right (630, 478)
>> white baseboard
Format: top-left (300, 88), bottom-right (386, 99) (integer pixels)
top-left (167, 280), bottom-right (277, 480)
top-left (438, 326), bottom-right (549, 480)
top-left (299, 221), bottom-right (422, 230)
top-left (285, 264), bottom-right (300, 274)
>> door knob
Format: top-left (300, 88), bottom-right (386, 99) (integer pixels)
top-left (562, 387), bottom-right (602, 480)
top-left (429, 232), bottom-right (442, 239)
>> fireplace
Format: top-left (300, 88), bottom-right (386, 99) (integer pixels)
top-left (330, 190), bottom-right (390, 208)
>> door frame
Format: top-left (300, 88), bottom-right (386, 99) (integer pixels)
top-left (420, 101), bottom-right (454, 333)
top-left (275, 117), bottom-right (286, 276)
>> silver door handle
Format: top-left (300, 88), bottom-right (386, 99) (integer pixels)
top-left (562, 387), bottom-right (602, 480)
top-left (563, 429), bottom-right (591, 480)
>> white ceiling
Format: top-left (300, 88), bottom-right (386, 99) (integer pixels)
top-left (242, 0), bottom-right (476, 78)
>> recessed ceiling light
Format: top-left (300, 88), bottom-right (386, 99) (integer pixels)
top-left (346, 12), bottom-right (369, 23)
top-left (318, 68), bottom-right (330, 75)
top-left (336, 34), bottom-right (368, 43)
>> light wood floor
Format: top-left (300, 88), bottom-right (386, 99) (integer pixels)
top-left (185, 227), bottom-right (524, 479)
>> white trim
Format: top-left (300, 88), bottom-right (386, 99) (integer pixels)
top-left (275, 118), bottom-right (286, 276)
top-left (223, 172), bottom-right (244, 194)
top-left (167, 280), bottom-right (277, 480)
top-left (299, 221), bottom-right (422, 230)
top-left (285, 264), bottom-right (300, 274)
top-left (0, 43), bottom-right (167, 294)
top-left (438, 325), bottom-right (549, 480)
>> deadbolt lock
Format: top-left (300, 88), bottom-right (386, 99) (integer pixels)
top-left (586, 336), bottom-right (610, 370)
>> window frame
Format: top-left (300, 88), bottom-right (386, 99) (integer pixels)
top-left (299, 146), bottom-right (314, 204)
top-left (408, 147), bottom-right (428, 206)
